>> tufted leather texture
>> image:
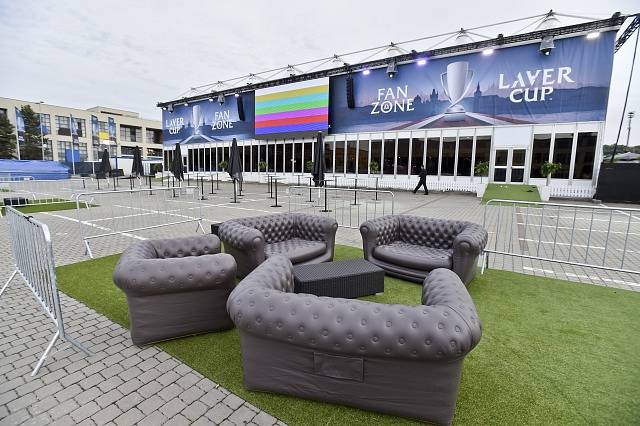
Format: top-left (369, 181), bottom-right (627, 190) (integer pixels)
top-left (113, 234), bottom-right (238, 345)
top-left (219, 213), bottom-right (338, 278)
top-left (373, 242), bottom-right (452, 270)
top-left (361, 215), bottom-right (488, 285)
top-left (228, 256), bottom-right (481, 362)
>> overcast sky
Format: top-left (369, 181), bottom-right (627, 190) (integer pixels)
top-left (0, 0), bottom-right (638, 145)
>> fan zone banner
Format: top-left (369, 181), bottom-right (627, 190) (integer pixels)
top-left (70, 115), bottom-right (79, 144)
top-left (329, 32), bottom-right (616, 132)
top-left (108, 117), bottom-right (116, 143)
top-left (15, 107), bottom-right (25, 143)
top-left (91, 115), bottom-right (100, 146)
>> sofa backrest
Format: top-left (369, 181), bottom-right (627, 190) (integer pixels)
top-left (397, 216), bottom-right (468, 249)
top-left (149, 235), bottom-right (220, 259)
top-left (235, 214), bottom-right (294, 244)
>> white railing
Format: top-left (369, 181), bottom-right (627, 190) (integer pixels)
top-left (482, 199), bottom-right (640, 275)
top-left (287, 185), bottom-right (395, 229)
top-left (1, 207), bottom-right (92, 376)
top-left (74, 186), bottom-right (206, 258)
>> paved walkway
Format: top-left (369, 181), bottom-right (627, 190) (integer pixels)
top-left (1, 180), bottom-right (639, 425)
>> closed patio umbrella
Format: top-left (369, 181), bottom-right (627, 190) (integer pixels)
top-left (228, 138), bottom-right (243, 202)
top-left (99, 148), bottom-right (112, 177)
top-left (171, 143), bottom-right (184, 182)
top-left (131, 146), bottom-right (144, 177)
top-left (312, 132), bottom-right (326, 187)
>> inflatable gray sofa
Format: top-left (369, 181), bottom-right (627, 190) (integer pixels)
top-left (360, 215), bottom-right (488, 285)
top-left (219, 213), bottom-right (338, 278)
top-left (227, 255), bottom-right (482, 425)
top-left (113, 234), bottom-right (237, 345)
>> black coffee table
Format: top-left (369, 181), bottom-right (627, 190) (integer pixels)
top-left (293, 259), bottom-right (384, 298)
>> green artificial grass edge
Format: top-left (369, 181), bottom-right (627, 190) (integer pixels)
top-left (2, 200), bottom-right (93, 215)
top-left (56, 245), bottom-right (640, 425)
top-left (481, 183), bottom-right (541, 204)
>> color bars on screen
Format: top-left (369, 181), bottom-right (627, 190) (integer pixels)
top-left (255, 78), bottom-right (329, 136)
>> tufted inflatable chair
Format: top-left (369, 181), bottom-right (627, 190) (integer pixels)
top-left (218, 213), bottom-right (338, 278)
top-left (360, 215), bottom-right (488, 285)
top-left (113, 234), bottom-right (237, 345)
top-left (228, 255), bottom-right (481, 424)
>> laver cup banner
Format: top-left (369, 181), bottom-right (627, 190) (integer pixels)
top-left (329, 32), bottom-right (616, 132)
top-left (162, 92), bottom-right (255, 145)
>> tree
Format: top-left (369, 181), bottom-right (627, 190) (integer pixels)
top-left (218, 160), bottom-right (228, 171)
top-left (19, 105), bottom-right (49, 160)
top-left (474, 161), bottom-right (489, 183)
top-left (257, 161), bottom-right (267, 172)
top-left (305, 160), bottom-right (314, 173)
top-left (369, 160), bottom-right (380, 174)
top-left (0, 113), bottom-right (16, 158)
top-left (541, 161), bottom-right (562, 186)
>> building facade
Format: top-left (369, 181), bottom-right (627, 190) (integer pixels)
top-left (0, 97), bottom-right (163, 164)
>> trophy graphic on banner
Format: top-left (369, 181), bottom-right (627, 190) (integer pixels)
top-left (192, 105), bottom-right (203, 135)
top-left (440, 61), bottom-right (474, 122)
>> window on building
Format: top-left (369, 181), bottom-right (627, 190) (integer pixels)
top-left (346, 139), bottom-right (357, 174)
top-left (285, 143), bottom-right (293, 172)
top-left (57, 141), bottom-right (87, 162)
top-left (147, 148), bottom-right (162, 157)
top-left (56, 116), bottom-right (70, 136)
top-left (303, 142), bottom-right (313, 173)
top-left (358, 139), bottom-right (369, 174)
top-left (370, 139), bottom-right (382, 174)
top-left (267, 142), bottom-right (275, 172)
top-left (573, 132), bottom-right (597, 180)
top-left (552, 133), bottom-right (573, 179)
top-left (259, 144), bottom-right (266, 171)
top-left (324, 141), bottom-right (334, 174)
top-left (252, 145), bottom-right (259, 172)
top-left (146, 128), bottom-right (162, 144)
top-left (120, 125), bottom-right (142, 142)
top-left (383, 138), bottom-right (395, 174)
top-left (530, 134), bottom-right (551, 178)
top-left (396, 138), bottom-right (409, 175)
top-left (335, 140), bottom-right (345, 174)
top-left (426, 137), bottom-right (439, 175)
top-left (457, 136), bottom-right (473, 176)
top-left (121, 146), bottom-right (137, 156)
top-left (441, 137), bottom-right (456, 175)
top-left (411, 137), bottom-right (424, 174)
top-left (293, 143), bottom-right (302, 173)
top-left (75, 118), bottom-right (86, 137)
top-left (474, 136), bottom-right (491, 173)
top-left (243, 145), bottom-right (250, 172)
top-left (38, 113), bottom-right (51, 135)
top-left (216, 146), bottom-right (224, 171)
top-left (276, 142), bottom-right (284, 173)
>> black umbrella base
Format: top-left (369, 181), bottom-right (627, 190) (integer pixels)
top-left (271, 204), bottom-right (282, 208)
top-left (319, 209), bottom-right (332, 212)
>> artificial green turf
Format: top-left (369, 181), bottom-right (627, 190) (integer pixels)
top-left (482, 183), bottom-right (541, 204)
top-left (56, 245), bottom-right (640, 425)
top-left (1, 200), bottom-right (92, 215)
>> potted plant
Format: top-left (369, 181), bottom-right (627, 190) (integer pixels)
top-left (218, 160), bottom-right (228, 172)
top-left (539, 161), bottom-right (562, 201)
top-left (369, 160), bottom-right (380, 174)
top-left (305, 160), bottom-right (314, 173)
top-left (258, 161), bottom-right (267, 172)
top-left (474, 161), bottom-right (489, 197)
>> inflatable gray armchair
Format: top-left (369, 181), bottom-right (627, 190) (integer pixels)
top-left (113, 234), bottom-right (237, 345)
top-left (360, 215), bottom-right (488, 285)
top-left (219, 213), bottom-right (338, 278)
top-left (227, 255), bottom-right (481, 425)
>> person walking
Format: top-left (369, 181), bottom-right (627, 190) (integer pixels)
top-left (413, 164), bottom-right (429, 195)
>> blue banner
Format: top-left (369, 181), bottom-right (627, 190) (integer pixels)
top-left (91, 115), bottom-right (100, 146)
top-left (70, 115), bottom-right (79, 144)
top-left (15, 107), bottom-right (25, 142)
top-left (329, 32), bottom-right (615, 132)
top-left (108, 117), bottom-right (116, 143)
top-left (162, 92), bottom-right (255, 145)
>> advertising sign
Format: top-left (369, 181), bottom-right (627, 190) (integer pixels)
top-left (254, 79), bottom-right (329, 139)
top-left (162, 92), bottom-right (255, 145)
top-left (15, 107), bottom-right (25, 143)
top-left (70, 115), bottom-right (79, 144)
top-left (108, 117), bottom-right (117, 143)
top-left (91, 115), bottom-right (100, 146)
top-left (329, 32), bottom-right (615, 132)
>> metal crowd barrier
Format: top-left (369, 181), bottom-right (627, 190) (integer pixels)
top-left (287, 185), bottom-right (395, 229)
top-left (482, 199), bottom-right (640, 276)
top-left (1, 206), bottom-right (92, 376)
top-left (74, 186), bottom-right (206, 258)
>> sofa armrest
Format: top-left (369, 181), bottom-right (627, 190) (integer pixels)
top-left (113, 253), bottom-right (237, 296)
top-left (452, 223), bottom-right (488, 256)
top-left (219, 220), bottom-right (266, 277)
top-left (295, 214), bottom-right (338, 243)
top-left (360, 215), bottom-right (398, 259)
top-left (422, 268), bottom-right (482, 348)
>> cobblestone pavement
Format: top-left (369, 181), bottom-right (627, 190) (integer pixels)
top-left (1, 180), bottom-right (639, 426)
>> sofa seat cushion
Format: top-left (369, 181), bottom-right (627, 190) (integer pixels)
top-left (265, 238), bottom-right (326, 264)
top-left (373, 241), bottom-right (452, 271)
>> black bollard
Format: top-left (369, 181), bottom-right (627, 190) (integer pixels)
top-left (271, 178), bottom-right (281, 208)
top-left (320, 180), bottom-right (331, 212)
top-left (352, 178), bottom-right (359, 206)
top-left (307, 177), bottom-right (313, 203)
top-left (375, 177), bottom-right (379, 201)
